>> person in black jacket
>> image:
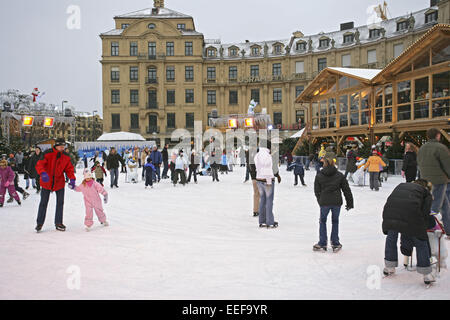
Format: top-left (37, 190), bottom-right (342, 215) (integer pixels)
top-left (28, 147), bottom-right (43, 193)
top-left (314, 157), bottom-right (354, 252)
top-left (382, 179), bottom-right (437, 285)
top-left (106, 148), bottom-right (125, 188)
top-left (187, 150), bottom-right (199, 184)
top-left (162, 144), bottom-right (169, 179)
top-left (401, 142), bottom-right (418, 183)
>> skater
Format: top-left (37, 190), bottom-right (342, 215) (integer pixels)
top-left (173, 150), bottom-right (187, 186)
top-left (313, 157), bottom-right (354, 252)
top-left (91, 161), bottom-right (107, 186)
top-left (187, 150), bottom-right (199, 184)
top-left (210, 151), bottom-right (220, 182)
top-left (382, 179), bottom-right (437, 285)
top-left (35, 138), bottom-right (76, 232)
top-left (363, 150), bottom-right (386, 191)
top-left (220, 151), bottom-right (229, 175)
top-left (162, 144), bottom-right (169, 179)
top-left (144, 158), bottom-right (156, 188)
top-left (127, 158), bottom-right (139, 184)
top-left (402, 142), bottom-right (418, 183)
top-left (284, 150), bottom-right (293, 170)
top-left (106, 148), bottom-right (124, 188)
top-left (141, 147), bottom-right (150, 180)
top-left (344, 145), bottom-right (357, 180)
top-left (28, 147), bottom-right (43, 193)
top-left (288, 157), bottom-right (306, 186)
top-left (83, 153), bottom-right (88, 169)
top-left (74, 169), bottom-right (109, 232)
top-left (22, 152), bottom-right (35, 190)
top-left (0, 160), bottom-right (21, 207)
top-left (254, 142), bottom-right (281, 229)
top-left (150, 146), bottom-right (163, 182)
top-left (249, 146), bottom-right (260, 217)
top-left (6, 160), bottom-right (30, 202)
top-left (417, 128), bottom-right (450, 238)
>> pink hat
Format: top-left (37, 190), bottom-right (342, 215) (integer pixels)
top-left (83, 168), bottom-right (93, 179)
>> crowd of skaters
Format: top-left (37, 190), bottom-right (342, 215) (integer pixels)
top-left (0, 127), bottom-right (448, 286)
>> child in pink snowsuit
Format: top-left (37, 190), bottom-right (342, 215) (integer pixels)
top-left (75, 169), bottom-right (109, 231)
top-left (0, 160), bottom-right (21, 207)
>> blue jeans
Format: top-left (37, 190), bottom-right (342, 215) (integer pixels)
top-left (154, 165), bottom-right (161, 181)
top-left (110, 168), bottom-right (119, 187)
top-left (257, 181), bottom-right (275, 226)
top-left (431, 183), bottom-right (449, 234)
top-left (384, 230), bottom-right (432, 275)
top-left (319, 206), bottom-right (341, 246)
top-left (245, 165), bottom-right (250, 181)
top-left (37, 188), bottom-right (65, 225)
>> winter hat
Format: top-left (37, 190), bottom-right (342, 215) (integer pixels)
top-left (83, 168), bottom-right (93, 179)
top-left (54, 138), bottom-right (66, 147)
top-left (372, 150), bottom-right (378, 154)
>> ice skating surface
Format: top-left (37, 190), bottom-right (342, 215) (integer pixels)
top-left (0, 166), bottom-right (448, 300)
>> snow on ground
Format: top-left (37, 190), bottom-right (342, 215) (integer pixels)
top-left (0, 165), bottom-right (448, 300)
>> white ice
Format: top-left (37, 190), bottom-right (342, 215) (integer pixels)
top-left (0, 165), bottom-right (448, 299)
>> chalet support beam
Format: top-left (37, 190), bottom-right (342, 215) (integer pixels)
top-left (439, 129), bottom-right (450, 143)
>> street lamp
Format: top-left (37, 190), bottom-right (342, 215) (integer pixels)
top-left (62, 100), bottom-right (68, 114)
top-left (92, 110), bottom-right (98, 141)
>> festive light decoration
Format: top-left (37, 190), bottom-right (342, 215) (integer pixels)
top-left (44, 117), bottom-right (55, 128)
top-left (228, 118), bottom-right (238, 129)
top-left (22, 116), bottom-right (34, 126)
top-left (244, 118), bottom-right (254, 128)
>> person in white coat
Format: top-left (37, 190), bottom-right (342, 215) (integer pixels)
top-left (174, 150), bottom-right (188, 186)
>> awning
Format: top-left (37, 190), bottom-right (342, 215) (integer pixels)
top-left (290, 128), bottom-right (305, 139)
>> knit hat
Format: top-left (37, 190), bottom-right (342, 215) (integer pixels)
top-left (54, 138), bottom-right (66, 147)
top-left (83, 168), bottom-right (93, 179)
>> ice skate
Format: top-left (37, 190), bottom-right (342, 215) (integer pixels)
top-left (35, 225), bottom-right (43, 233)
top-left (102, 221), bottom-right (109, 227)
top-left (332, 244), bottom-right (342, 253)
top-left (424, 273), bottom-right (436, 287)
top-left (85, 226), bottom-right (92, 232)
top-left (55, 224), bottom-right (66, 232)
top-left (7, 197), bottom-right (13, 203)
top-left (403, 256), bottom-right (411, 268)
top-left (0, 203), bottom-right (3, 208)
top-left (259, 224), bottom-right (267, 228)
top-left (253, 212), bottom-right (259, 217)
top-left (383, 267), bottom-right (396, 277)
top-left (23, 192), bottom-right (30, 200)
top-left (313, 244), bottom-right (327, 252)
top-left (267, 222), bottom-right (279, 229)
top-left (16, 200), bottom-right (21, 206)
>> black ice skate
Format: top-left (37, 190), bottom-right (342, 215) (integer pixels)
top-left (0, 203), bottom-right (3, 208)
top-left (35, 225), bottom-right (43, 233)
top-left (55, 224), bottom-right (66, 232)
top-left (253, 212), bottom-right (259, 217)
top-left (383, 267), bottom-right (396, 277)
top-left (267, 222), bottom-right (279, 229)
top-left (23, 192), bottom-right (30, 200)
top-left (259, 224), bottom-right (267, 228)
top-left (7, 197), bottom-right (13, 203)
top-left (17, 200), bottom-right (21, 206)
top-left (313, 244), bottom-right (328, 252)
top-left (332, 244), bottom-right (342, 253)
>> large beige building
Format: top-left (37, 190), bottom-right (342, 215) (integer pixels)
top-left (100, 0), bottom-right (449, 145)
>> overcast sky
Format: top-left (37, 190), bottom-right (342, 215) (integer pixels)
top-left (0, 0), bottom-right (429, 115)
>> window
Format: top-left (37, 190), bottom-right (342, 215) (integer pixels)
top-left (148, 42), bottom-right (156, 58)
top-left (111, 114), bottom-right (121, 129)
top-left (166, 42), bottom-right (174, 56)
top-left (398, 80), bottom-right (411, 104)
top-left (367, 49), bottom-right (377, 64)
top-left (111, 42), bottom-right (119, 56)
top-left (229, 90), bottom-right (238, 105)
top-left (343, 34), bottom-right (354, 44)
top-left (186, 113), bottom-right (194, 128)
top-left (185, 66), bottom-right (194, 81)
top-left (432, 71), bottom-right (450, 98)
top-left (432, 99), bottom-right (449, 118)
top-left (121, 24), bottom-right (129, 29)
top-left (207, 90), bottom-right (216, 105)
top-left (319, 39), bottom-right (329, 48)
top-left (432, 42), bottom-right (450, 65)
top-left (414, 102), bottom-right (429, 119)
top-left (148, 90), bottom-right (157, 109)
top-left (341, 54), bottom-right (351, 67)
top-left (295, 61), bottom-right (304, 74)
top-left (148, 115), bottom-right (158, 132)
top-left (230, 48), bottom-right (238, 56)
top-left (111, 67), bottom-right (120, 82)
top-left (177, 24), bottom-right (186, 30)
top-left (394, 43), bottom-right (404, 58)
top-left (130, 90), bottom-right (139, 105)
top-left (250, 65), bottom-right (259, 78)
top-left (229, 66), bottom-right (237, 80)
top-left (273, 63), bottom-right (281, 76)
top-left (398, 105), bottom-right (411, 121)
top-left (415, 77), bottom-right (429, 101)
top-left (273, 112), bottom-right (282, 127)
top-left (167, 113), bottom-right (176, 129)
top-left (295, 86), bottom-right (304, 97)
top-left (385, 84), bottom-right (393, 106)
top-left (251, 47), bottom-right (260, 56)
top-left (397, 20), bottom-right (409, 31)
top-left (273, 88), bottom-right (282, 103)
top-left (166, 66), bottom-right (175, 81)
top-left (167, 90), bottom-right (175, 105)
top-left (251, 89), bottom-right (260, 103)
top-left (425, 11), bottom-right (438, 24)
top-left (130, 42), bottom-right (138, 56)
top-left (185, 89), bottom-right (194, 103)
top-left (147, 67), bottom-right (157, 83)
top-left (207, 48), bottom-right (216, 57)
top-left (350, 92), bottom-right (360, 111)
top-left (318, 58), bottom-right (327, 72)
top-left (207, 67), bottom-right (216, 80)
top-left (296, 42), bottom-right (306, 51)
top-left (369, 29), bottom-right (381, 39)
top-left (185, 42), bottom-right (193, 56)
top-left (274, 45), bottom-right (282, 54)
top-left (148, 23), bottom-right (156, 29)
top-left (296, 110), bottom-right (305, 126)
top-left (130, 67), bottom-right (138, 82)
top-left (111, 90), bottom-right (120, 104)
top-left (130, 114), bottom-right (139, 129)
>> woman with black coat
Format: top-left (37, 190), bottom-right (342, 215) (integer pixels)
top-left (28, 147), bottom-right (43, 193)
top-left (401, 142), bottom-right (418, 183)
top-left (313, 157), bottom-right (354, 252)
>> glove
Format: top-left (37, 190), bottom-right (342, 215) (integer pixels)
top-left (345, 205), bottom-right (354, 211)
top-left (277, 175), bottom-right (282, 184)
top-left (4, 181), bottom-right (10, 187)
top-left (68, 179), bottom-right (76, 190)
top-left (104, 194), bottom-right (108, 204)
top-left (41, 172), bottom-right (50, 183)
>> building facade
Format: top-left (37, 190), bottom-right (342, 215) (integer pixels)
top-left (100, 0), bottom-right (449, 145)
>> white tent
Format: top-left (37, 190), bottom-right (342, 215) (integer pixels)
top-left (290, 128), bottom-right (305, 139)
top-left (97, 132), bottom-right (146, 142)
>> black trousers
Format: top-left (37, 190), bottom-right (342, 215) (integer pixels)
top-left (37, 188), bottom-right (65, 225)
top-left (145, 169), bottom-right (154, 187)
top-left (13, 174), bottom-right (25, 194)
top-left (174, 169), bottom-right (186, 185)
top-left (294, 174), bottom-right (305, 185)
top-left (212, 168), bottom-right (219, 181)
top-left (188, 167), bottom-right (197, 183)
top-left (96, 178), bottom-right (104, 186)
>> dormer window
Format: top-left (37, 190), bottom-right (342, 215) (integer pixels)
top-left (177, 24), bottom-right (186, 30)
top-left (207, 48), bottom-right (216, 57)
top-left (121, 24), bottom-right (130, 29)
top-left (369, 29), bottom-right (381, 39)
top-left (425, 10), bottom-right (438, 24)
top-left (275, 45), bottom-right (282, 54)
top-left (229, 47), bottom-right (238, 57)
top-left (319, 38), bottom-right (330, 48)
top-left (148, 23), bottom-right (156, 29)
top-left (296, 41), bottom-right (306, 51)
top-left (343, 33), bottom-right (354, 44)
top-left (397, 20), bottom-right (409, 31)
top-left (251, 46), bottom-right (260, 56)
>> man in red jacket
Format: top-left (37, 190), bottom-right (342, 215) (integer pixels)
top-left (35, 138), bottom-right (76, 232)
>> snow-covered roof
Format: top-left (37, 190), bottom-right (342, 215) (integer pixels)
top-left (180, 30), bottom-right (203, 36)
top-left (101, 29), bottom-right (124, 36)
top-left (114, 7), bottom-right (192, 19)
top-left (97, 132), bottom-right (146, 142)
top-left (327, 67), bottom-right (382, 81)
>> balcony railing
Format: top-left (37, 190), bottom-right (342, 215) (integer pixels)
top-left (129, 127), bottom-right (141, 133)
top-left (137, 53), bottom-right (166, 61)
top-left (147, 102), bottom-right (158, 109)
top-left (146, 126), bottom-right (160, 134)
top-left (145, 77), bottom-right (158, 84)
top-left (207, 78), bottom-right (216, 83)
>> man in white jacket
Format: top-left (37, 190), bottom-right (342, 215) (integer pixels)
top-left (174, 150), bottom-right (188, 186)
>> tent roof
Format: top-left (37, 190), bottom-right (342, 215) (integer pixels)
top-left (97, 132), bottom-right (146, 142)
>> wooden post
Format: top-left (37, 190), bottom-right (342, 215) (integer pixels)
top-left (439, 129), bottom-right (450, 143)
